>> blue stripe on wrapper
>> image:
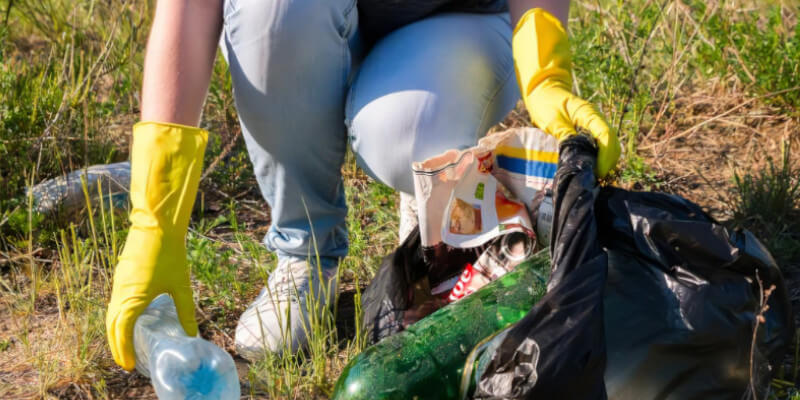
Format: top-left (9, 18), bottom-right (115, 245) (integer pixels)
top-left (496, 155), bottom-right (557, 179)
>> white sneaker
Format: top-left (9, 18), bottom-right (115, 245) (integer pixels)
top-left (399, 192), bottom-right (418, 244)
top-left (234, 257), bottom-right (338, 360)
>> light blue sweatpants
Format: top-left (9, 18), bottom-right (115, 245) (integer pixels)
top-left (220, 0), bottom-right (519, 264)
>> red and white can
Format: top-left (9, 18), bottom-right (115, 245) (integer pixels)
top-left (448, 263), bottom-right (493, 302)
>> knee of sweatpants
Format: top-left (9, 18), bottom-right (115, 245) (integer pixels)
top-left (346, 14), bottom-right (517, 195)
top-left (348, 90), bottom-right (484, 195)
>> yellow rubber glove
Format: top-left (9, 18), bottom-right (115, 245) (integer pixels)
top-left (106, 121), bottom-right (207, 371)
top-left (513, 8), bottom-right (621, 177)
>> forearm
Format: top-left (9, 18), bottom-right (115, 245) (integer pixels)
top-left (141, 0), bottom-right (224, 126)
top-left (508, 0), bottom-right (570, 27)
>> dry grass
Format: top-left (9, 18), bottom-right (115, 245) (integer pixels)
top-left (638, 83), bottom-right (800, 215)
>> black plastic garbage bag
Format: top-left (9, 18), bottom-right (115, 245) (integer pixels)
top-left (598, 184), bottom-right (793, 399)
top-left (473, 135), bottom-right (793, 399)
top-left (361, 227), bottom-right (488, 343)
top-left (472, 135), bottom-right (608, 399)
top-left (360, 227), bottom-right (429, 343)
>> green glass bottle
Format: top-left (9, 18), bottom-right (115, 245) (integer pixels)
top-left (332, 251), bottom-right (549, 400)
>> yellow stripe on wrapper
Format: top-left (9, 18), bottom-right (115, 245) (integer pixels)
top-left (494, 146), bottom-right (558, 164)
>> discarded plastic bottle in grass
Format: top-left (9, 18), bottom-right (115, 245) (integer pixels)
top-left (28, 161), bottom-right (130, 215)
top-left (134, 294), bottom-right (240, 400)
top-left (332, 251), bottom-right (549, 400)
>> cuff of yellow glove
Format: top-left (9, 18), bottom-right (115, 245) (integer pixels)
top-left (132, 122), bottom-right (209, 162)
top-left (133, 121), bottom-right (209, 141)
top-left (129, 121), bottom-right (208, 235)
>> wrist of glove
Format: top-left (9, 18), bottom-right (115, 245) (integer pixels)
top-left (106, 121), bottom-right (207, 371)
top-left (513, 8), bottom-right (621, 177)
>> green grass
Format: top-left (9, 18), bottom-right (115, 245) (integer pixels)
top-left (1, 0), bottom-right (799, 398)
top-left (732, 141), bottom-right (800, 269)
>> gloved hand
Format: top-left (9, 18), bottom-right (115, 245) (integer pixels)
top-left (513, 8), bottom-right (621, 177)
top-left (106, 121), bottom-right (207, 371)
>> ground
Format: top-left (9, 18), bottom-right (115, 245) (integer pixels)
top-left (1, 0), bottom-right (799, 399)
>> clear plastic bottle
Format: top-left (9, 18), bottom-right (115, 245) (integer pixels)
top-left (134, 294), bottom-right (240, 400)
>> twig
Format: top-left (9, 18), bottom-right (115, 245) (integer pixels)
top-left (0, 248), bottom-right (47, 266)
top-left (195, 305), bottom-right (235, 343)
top-left (749, 270), bottom-right (762, 400)
top-left (1, 136), bottom-right (106, 143)
top-left (0, 205), bottom-right (17, 229)
top-left (212, 188), bottom-right (269, 219)
top-left (728, 44), bottom-right (756, 84)
top-left (749, 269), bottom-right (776, 400)
top-left (200, 125), bottom-right (242, 183)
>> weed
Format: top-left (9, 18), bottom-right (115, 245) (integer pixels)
top-left (732, 141), bottom-right (800, 268)
top-left (697, 3), bottom-right (800, 113)
top-left (620, 153), bottom-right (662, 191)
